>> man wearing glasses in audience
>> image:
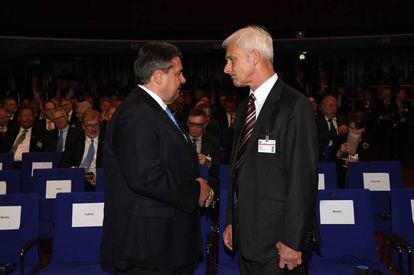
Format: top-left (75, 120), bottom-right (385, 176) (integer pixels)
top-left (58, 108), bottom-right (104, 191)
top-left (43, 108), bottom-right (81, 152)
top-left (187, 108), bottom-right (221, 193)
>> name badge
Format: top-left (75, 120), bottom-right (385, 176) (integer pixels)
top-left (258, 139), bottom-right (276, 154)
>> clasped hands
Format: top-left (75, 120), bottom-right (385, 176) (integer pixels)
top-left (196, 177), bottom-right (214, 207)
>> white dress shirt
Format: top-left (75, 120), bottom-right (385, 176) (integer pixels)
top-left (250, 73), bottom-right (278, 119)
top-left (81, 136), bottom-right (99, 175)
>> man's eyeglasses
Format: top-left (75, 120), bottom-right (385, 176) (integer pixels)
top-left (84, 123), bottom-right (100, 129)
top-left (188, 122), bottom-right (204, 129)
top-left (52, 115), bottom-right (67, 121)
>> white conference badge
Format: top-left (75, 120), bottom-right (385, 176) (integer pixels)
top-left (258, 131), bottom-right (276, 154)
top-left (0, 206), bottom-right (21, 230)
top-left (318, 174), bottom-right (325, 190)
top-left (363, 173), bottom-right (390, 191)
top-left (72, 203), bottom-right (104, 227)
top-left (45, 180), bottom-right (72, 199)
top-left (31, 162), bottom-right (53, 176)
top-left (320, 200), bottom-right (355, 224)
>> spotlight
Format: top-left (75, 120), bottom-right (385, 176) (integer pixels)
top-left (296, 31), bottom-right (305, 39)
top-left (299, 51), bottom-right (307, 61)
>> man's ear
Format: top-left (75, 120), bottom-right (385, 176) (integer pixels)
top-left (152, 70), bottom-right (163, 85)
top-left (250, 49), bottom-right (261, 65)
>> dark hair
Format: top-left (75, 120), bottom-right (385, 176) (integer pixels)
top-left (348, 111), bottom-right (367, 129)
top-left (134, 42), bottom-right (183, 85)
top-left (188, 108), bottom-right (207, 119)
top-left (19, 106), bottom-right (34, 117)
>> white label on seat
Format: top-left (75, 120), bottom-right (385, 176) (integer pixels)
top-left (0, 206), bottom-right (21, 230)
top-left (411, 200), bottom-right (414, 224)
top-left (72, 203), bottom-right (104, 227)
top-left (0, 181), bottom-right (6, 195)
top-left (318, 174), bottom-right (325, 190)
top-left (363, 173), bottom-right (390, 191)
top-left (45, 180), bottom-right (71, 199)
top-left (31, 162), bottom-right (53, 176)
top-left (0, 163), bottom-right (3, 171)
top-left (320, 200), bottom-right (355, 224)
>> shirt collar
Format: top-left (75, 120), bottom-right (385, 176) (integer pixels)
top-left (324, 116), bottom-right (337, 121)
top-left (85, 135), bottom-right (98, 144)
top-left (249, 73), bottom-right (278, 103)
top-left (139, 85), bottom-right (167, 111)
top-left (19, 126), bottom-right (32, 134)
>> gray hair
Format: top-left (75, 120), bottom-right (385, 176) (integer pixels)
top-left (222, 25), bottom-right (274, 63)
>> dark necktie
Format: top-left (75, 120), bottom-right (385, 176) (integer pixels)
top-left (328, 119), bottom-right (336, 135)
top-left (234, 93), bottom-right (256, 172)
top-left (192, 138), bottom-right (197, 149)
top-left (57, 130), bottom-right (64, 152)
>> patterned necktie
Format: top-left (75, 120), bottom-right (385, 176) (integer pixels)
top-left (11, 129), bottom-right (28, 154)
top-left (57, 130), bottom-right (64, 152)
top-left (192, 138), bottom-right (197, 148)
top-left (328, 119), bottom-right (336, 135)
top-left (80, 140), bottom-right (95, 171)
top-left (234, 93), bottom-right (256, 171)
top-left (165, 107), bottom-right (180, 129)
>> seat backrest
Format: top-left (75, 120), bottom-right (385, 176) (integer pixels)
top-left (0, 194), bottom-right (39, 266)
top-left (347, 161), bottom-right (403, 190)
top-left (315, 189), bottom-right (377, 260)
top-left (95, 168), bottom-right (104, 192)
top-left (0, 170), bottom-right (21, 194)
top-left (317, 162), bottom-right (338, 190)
top-left (220, 165), bottom-right (230, 191)
top-left (53, 192), bottom-right (104, 264)
top-left (32, 168), bottom-right (85, 223)
top-left (391, 188), bottom-right (414, 246)
top-left (0, 153), bottom-right (13, 170)
top-left (20, 152), bottom-right (62, 193)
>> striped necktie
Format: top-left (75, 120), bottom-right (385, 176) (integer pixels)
top-left (234, 93), bottom-right (256, 171)
top-left (11, 129), bottom-right (28, 154)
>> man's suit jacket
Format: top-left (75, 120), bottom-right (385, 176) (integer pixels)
top-left (100, 88), bottom-right (202, 271)
top-left (43, 126), bottom-right (82, 152)
top-left (0, 126), bottom-right (45, 154)
top-left (200, 133), bottom-right (221, 193)
top-left (58, 130), bottom-right (104, 169)
top-left (227, 79), bottom-right (319, 263)
top-left (315, 113), bottom-right (347, 161)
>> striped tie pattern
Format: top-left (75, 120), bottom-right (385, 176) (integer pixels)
top-left (234, 93), bottom-right (256, 171)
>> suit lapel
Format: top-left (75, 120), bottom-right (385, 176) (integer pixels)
top-left (240, 80), bottom-right (283, 159)
top-left (137, 88), bottom-right (196, 157)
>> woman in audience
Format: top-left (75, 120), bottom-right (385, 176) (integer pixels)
top-left (329, 111), bottom-right (375, 188)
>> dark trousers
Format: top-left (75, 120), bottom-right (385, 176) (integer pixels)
top-left (239, 254), bottom-right (306, 275)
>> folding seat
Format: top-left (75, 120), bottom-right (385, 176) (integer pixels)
top-left (40, 192), bottom-right (108, 274)
top-left (347, 161), bottom-right (403, 231)
top-left (317, 162), bottom-right (338, 189)
top-left (0, 169), bottom-right (20, 194)
top-left (0, 193), bottom-right (39, 274)
top-left (308, 189), bottom-right (391, 274)
top-left (0, 153), bottom-right (13, 170)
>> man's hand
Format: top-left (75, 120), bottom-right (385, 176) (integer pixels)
top-left (338, 125), bottom-right (348, 135)
top-left (223, 224), bottom-right (233, 251)
top-left (85, 173), bottom-right (96, 186)
top-left (198, 154), bottom-right (209, 166)
top-left (276, 241), bottom-right (302, 270)
top-left (196, 177), bottom-right (214, 207)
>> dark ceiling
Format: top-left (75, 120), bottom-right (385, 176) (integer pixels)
top-left (1, 0), bottom-right (413, 59)
top-left (1, 0), bottom-right (413, 40)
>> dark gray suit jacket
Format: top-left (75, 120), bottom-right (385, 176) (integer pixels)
top-left (227, 79), bottom-right (319, 263)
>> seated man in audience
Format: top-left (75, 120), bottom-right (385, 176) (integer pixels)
top-left (316, 94), bottom-right (348, 161)
top-left (59, 98), bottom-right (78, 127)
top-left (196, 102), bottom-right (221, 138)
top-left (43, 108), bottom-right (81, 152)
top-left (187, 108), bottom-right (220, 192)
top-left (329, 111), bottom-right (374, 188)
top-left (3, 97), bottom-right (19, 130)
top-left (74, 101), bottom-right (92, 127)
top-left (0, 107), bottom-right (45, 167)
top-left (58, 109), bottom-right (104, 191)
top-left (0, 107), bottom-right (10, 146)
top-left (37, 101), bottom-right (56, 134)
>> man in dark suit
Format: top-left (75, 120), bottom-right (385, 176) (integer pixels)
top-left (315, 94), bottom-right (348, 161)
top-left (0, 106), bottom-right (45, 167)
top-left (3, 97), bottom-right (19, 131)
top-left (187, 108), bottom-right (221, 193)
top-left (59, 98), bottom-right (79, 127)
top-left (100, 42), bottom-right (214, 274)
top-left (222, 26), bottom-right (319, 274)
top-left (43, 108), bottom-right (81, 152)
top-left (58, 109), bottom-right (104, 191)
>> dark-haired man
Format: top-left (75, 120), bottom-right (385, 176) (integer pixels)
top-left (101, 41), bottom-right (214, 274)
